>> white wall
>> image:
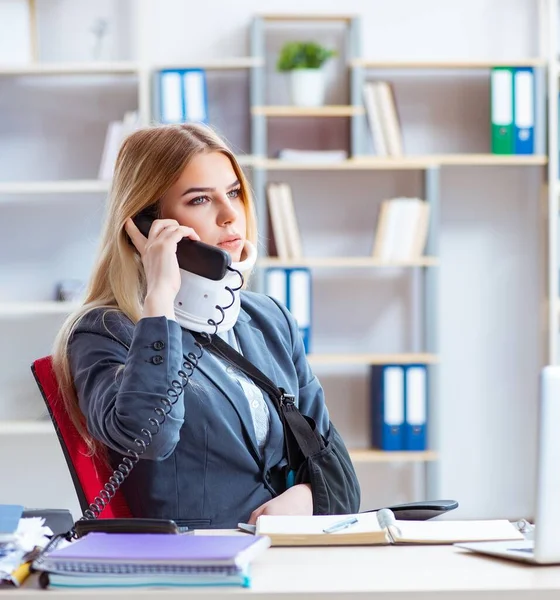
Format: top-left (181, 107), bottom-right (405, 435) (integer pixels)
top-left (0, 426), bottom-right (81, 517)
top-left (0, 0), bottom-right (545, 520)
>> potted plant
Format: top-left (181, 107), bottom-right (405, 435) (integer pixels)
top-left (276, 41), bottom-right (337, 107)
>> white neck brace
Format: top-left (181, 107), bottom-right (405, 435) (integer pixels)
top-left (173, 241), bottom-right (257, 333)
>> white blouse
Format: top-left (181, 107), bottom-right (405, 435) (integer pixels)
top-left (215, 329), bottom-right (271, 454)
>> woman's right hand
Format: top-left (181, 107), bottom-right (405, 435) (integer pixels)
top-left (125, 218), bottom-right (200, 320)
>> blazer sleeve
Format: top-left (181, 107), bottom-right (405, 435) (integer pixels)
top-left (68, 310), bottom-right (186, 461)
top-left (267, 297), bottom-right (331, 437)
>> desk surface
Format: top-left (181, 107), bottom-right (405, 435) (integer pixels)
top-left (5, 544), bottom-right (560, 600)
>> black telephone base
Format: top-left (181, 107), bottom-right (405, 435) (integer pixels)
top-left (73, 518), bottom-right (182, 537)
top-left (365, 499), bottom-right (459, 521)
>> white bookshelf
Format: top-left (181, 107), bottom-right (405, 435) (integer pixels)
top-left (252, 5), bottom-right (551, 509)
top-left (249, 13), bottom-right (446, 504)
top-left (0, 3), bottom-right (142, 484)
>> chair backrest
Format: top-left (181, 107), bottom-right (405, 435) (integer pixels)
top-left (31, 356), bottom-right (132, 519)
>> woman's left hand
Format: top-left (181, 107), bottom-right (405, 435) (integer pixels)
top-left (247, 484), bottom-right (313, 525)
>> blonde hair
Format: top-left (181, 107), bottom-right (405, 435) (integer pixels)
top-left (52, 123), bottom-right (258, 454)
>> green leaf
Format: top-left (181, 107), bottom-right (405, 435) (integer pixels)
top-left (276, 41), bottom-right (337, 71)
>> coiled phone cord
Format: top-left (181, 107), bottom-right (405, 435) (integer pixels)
top-left (76, 266), bottom-right (244, 529)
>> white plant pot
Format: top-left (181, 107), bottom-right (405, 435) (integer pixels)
top-left (290, 69), bottom-right (325, 107)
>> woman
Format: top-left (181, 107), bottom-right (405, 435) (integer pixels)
top-left (53, 123), bottom-right (359, 529)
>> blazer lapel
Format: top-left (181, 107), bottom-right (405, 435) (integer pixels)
top-left (234, 310), bottom-right (286, 470)
top-left (181, 328), bottom-right (262, 466)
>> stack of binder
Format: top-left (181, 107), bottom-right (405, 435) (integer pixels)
top-left (265, 267), bottom-right (312, 353)
top-left (370, 364), bottom-right (428, 451)
top-left (158, 68), bottom-right (208, 125)
top-left (490, 66), bottom-right (535, 155)
top-left (34, 532), bottom-right (271, 589)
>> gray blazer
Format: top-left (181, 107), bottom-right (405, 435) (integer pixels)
top-left (69, 291), bottom-right (331, 529)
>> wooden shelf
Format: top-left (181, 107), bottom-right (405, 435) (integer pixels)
top-left (0, 61), bottom-right (139, 76)
top-left (255, 155), bottom-right (547, 171)
top-left (0, 58), bottom-right (264, 76)
top-left (306, 353), bottom-right (439, 366)
top-left (0, 421), bottom-right (54, 435)
top-left (351, 58), bottom-right (547, 69)
top-left (0, 302), bottom-right (80, 317)
top-left (352, 154), bottom-right (548, 167)
top-left (349, 449), bottom-right (438, 463)
top-left (235, 155), bottom-right (258, 167)
top-left (255, 158), bottom-right (433, 170)
top-left (152, 57), bottom-right (263, 71)
top-left (260, 14), bottom-right (356, 22)
top-left (427, 154), bottom-right (547, 166)
top-left (254, 154), bottom-right (545, 169)
top-left (0, 180), bottom-right (111, 195)
top-left (258, 257), bottom-right (439, 268)
top-left (0, 161), bottom-right (258, 194)
top-left (252, 105), bottom-right (364, 117)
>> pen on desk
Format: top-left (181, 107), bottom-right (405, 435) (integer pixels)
top-left (323, 517), bottom-right (359, 534)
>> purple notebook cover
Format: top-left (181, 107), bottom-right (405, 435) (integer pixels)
top-left (47, 533), bottom-right (267, 565)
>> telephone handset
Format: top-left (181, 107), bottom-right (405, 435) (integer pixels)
top-left (132, 209), bottom-right (231, 281)
top-left (44, 211), bottom-right (245, 545)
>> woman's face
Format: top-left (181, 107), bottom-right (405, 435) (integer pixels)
top-left (160, 151), bottom-right (247, 262)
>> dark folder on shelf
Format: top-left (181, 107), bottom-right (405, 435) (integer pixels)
top-left (370, 365), bottom-right (405, 450)
top-left (404, 364), bottom-right (427, 451)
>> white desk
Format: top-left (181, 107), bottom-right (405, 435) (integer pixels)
top-left (5, 544), bottom-right (560, 599)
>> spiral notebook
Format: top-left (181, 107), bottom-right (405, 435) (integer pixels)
top-left (34, 533), bottom-right (271, 588)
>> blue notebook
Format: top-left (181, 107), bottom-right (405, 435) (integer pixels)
top-left (45, 570), bottom-right (251, 588)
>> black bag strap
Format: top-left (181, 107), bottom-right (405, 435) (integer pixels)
top-left (191, 332), bottom-right (324, 466)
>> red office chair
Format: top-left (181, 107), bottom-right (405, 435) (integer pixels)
top-left (31, 356), bottom-right (132, 519)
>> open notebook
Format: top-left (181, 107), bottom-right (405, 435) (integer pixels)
top-left (256, 509), bottom-right (524, 547)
